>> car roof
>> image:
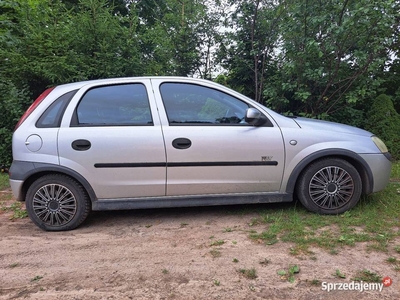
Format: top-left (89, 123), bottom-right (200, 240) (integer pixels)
top-left (54, 76), bottom-right (204, 90)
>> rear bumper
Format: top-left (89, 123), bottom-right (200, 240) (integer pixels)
top-left (9, 179), bottom-right (24, 201)
top-left (359, 153), bottom-right (392, 193)
top-left (9, 160), bottom-right (37, 201)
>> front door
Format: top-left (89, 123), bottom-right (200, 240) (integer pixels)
top-left (152, 80), bottom-right (285, 196)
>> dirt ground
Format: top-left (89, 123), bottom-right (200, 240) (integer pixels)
top-left (0, 190), bottom-right (399, 300)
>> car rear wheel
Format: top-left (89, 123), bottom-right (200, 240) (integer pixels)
top-left (296, 158), bottom-right (362, 214)
top-left (25, 174), bottom-right (90, 231)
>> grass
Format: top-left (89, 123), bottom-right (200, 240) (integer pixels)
top-left (386, 257), bottom-right (397, 264)
top-left (386, 256), bottom-right (400, 271)
top-left (31, 275), bottom-right (43, 282)
top-left (9, 263), bottom-right (19, 268)
top-left (1, 199), bottom-right (28, 219)
top-left (210, 240), bottom-right (225, 246)
top-left (310, 279), bottom-right (321, 286)
top-left (352, 269), bottom-right (382, 283)
top-left (391, 161), bottom-right (400, 178)
top-left (0, 173), bottom-right (9, 190)
top-left (0, 173), bottom-right (28, 219)
top-left (277, 265), bottom-right (300, 283)
top-left (9, 202), bottom-right (28, 219)
top-left (238, 268), bottom-right (257, 279)
top-left (333, 269), bottom-right (346, 279)
top-left (210, 249), bottom-right (222, 258)
top-left (248, 161), bottom-right (400, 254)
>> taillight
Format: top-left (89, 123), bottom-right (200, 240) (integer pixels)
top-left (14, 87), bottom-right (56, 131)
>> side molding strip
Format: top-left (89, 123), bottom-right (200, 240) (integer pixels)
top-left (94, 161), bottom-right (278, 168)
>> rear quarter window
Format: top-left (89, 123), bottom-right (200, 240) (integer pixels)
top-left (36, 90), bottom-right (78, 128)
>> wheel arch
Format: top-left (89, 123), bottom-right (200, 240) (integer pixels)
top-left (286, 149), bottom-right (373, 196)
top-left (11, 161), bottom-right (97, 203)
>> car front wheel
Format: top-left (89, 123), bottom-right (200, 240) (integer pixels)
top-left (296, 158), bottom-right (362, 214)
top-left (25, 174), bottom-right (90, 231)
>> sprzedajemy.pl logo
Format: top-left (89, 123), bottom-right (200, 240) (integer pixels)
top-left (322, 276), bottom-right (392, 292)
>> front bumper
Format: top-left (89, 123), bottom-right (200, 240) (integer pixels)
top-left (359, 153), bottom-right (392, 193)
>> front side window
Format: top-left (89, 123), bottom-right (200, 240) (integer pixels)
top-left (74, 84), bottom-right (152, 126)
top-left (160, 83), bottom-right (250, 125)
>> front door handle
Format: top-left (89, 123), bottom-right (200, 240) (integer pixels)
top-left (72, 139), bottom-right (91, 151)
top-left (172, 138), bottom-right (192, 150)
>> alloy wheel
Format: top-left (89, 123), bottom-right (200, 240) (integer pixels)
top-left (308, 166), bottom-right (355, 210)
top-left (32, 184), bottom-right (77, 227)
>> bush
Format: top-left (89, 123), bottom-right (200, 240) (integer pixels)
top-left (365, 94), bottom-right (400, 160)
top-left (0, 81), bottom-right (31, 167)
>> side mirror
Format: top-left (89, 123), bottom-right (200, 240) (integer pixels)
top-left (245, 108), bottom-right (267, 126)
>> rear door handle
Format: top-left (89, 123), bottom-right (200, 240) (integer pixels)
top-left (72, 139), bottom-right (91, 151)
top-left (172, 138), bottom-right (192, 150)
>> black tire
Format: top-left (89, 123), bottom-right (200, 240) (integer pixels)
top-left (25, 174), bottom-right (91, 231)
top-left (295, 158), bottom-right (362, 214)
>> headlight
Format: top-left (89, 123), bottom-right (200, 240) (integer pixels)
top-left (371, 136), bottom-right (388, 153)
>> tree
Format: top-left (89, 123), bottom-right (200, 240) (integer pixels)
top-left (263, 0), bottom-right (397, 123)
top-left (62, 0), bottom-right (129, 15)
top-left (0, 1), bottom-right (32, 165)
top-left (380, 0), bottom-right (400, 113)
top-left (194, 0), bottom-right (228, 79)
top-left (69, 0), bottom-right (140, 79)
top-left (218, 0), bottom-right (282, 102)
top-left (365, 94), bottom-right (400, 159)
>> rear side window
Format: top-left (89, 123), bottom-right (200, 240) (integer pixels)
top-left (73, 84), bottom-right (152, 126)
top-left (36, 90), bottom-right (77, 128)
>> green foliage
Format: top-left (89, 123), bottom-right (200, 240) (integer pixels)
top-left (352, 269), bottom-right (382, 283)
top-left (327, 106), bottom-right (365, 128)
top-left (262, 0), bottom-right (395, 118)
top-left (365, 94), bottom-right (400, 159)
top-left (31, 275), bottom-right (43, 282)
top-left (0, 0), bottom-right (208, 90)
top-left (334, 269), bottom-right (346, 279)
top-left (0, 81), bottom-right (31, 166)
top-left (210, 239), bottom-right (225, 246)
top-left (0, 173), bottom-right (10, 190)
top-left (1, 200), bottom-right (28, 219)
top-left (277, 265), bottom-right (300, 283)
top-left (238, 267), bottom-right (257, 279)
top-left (219, 0), bottom-right (282, 103)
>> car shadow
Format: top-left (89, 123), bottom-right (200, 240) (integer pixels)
top-left (82, 201), bottom-right (298, 229)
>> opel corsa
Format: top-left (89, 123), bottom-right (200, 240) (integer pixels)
top-left (9, 77), bottom-right (392, 231)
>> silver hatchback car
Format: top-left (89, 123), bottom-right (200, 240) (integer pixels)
top-left (9, 77), bottom-right (392, 231)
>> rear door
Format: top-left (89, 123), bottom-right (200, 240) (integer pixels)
top-left (151, 79), bottom-right (285, 196)
top-left (58, 79), bottom-right (166, 199)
